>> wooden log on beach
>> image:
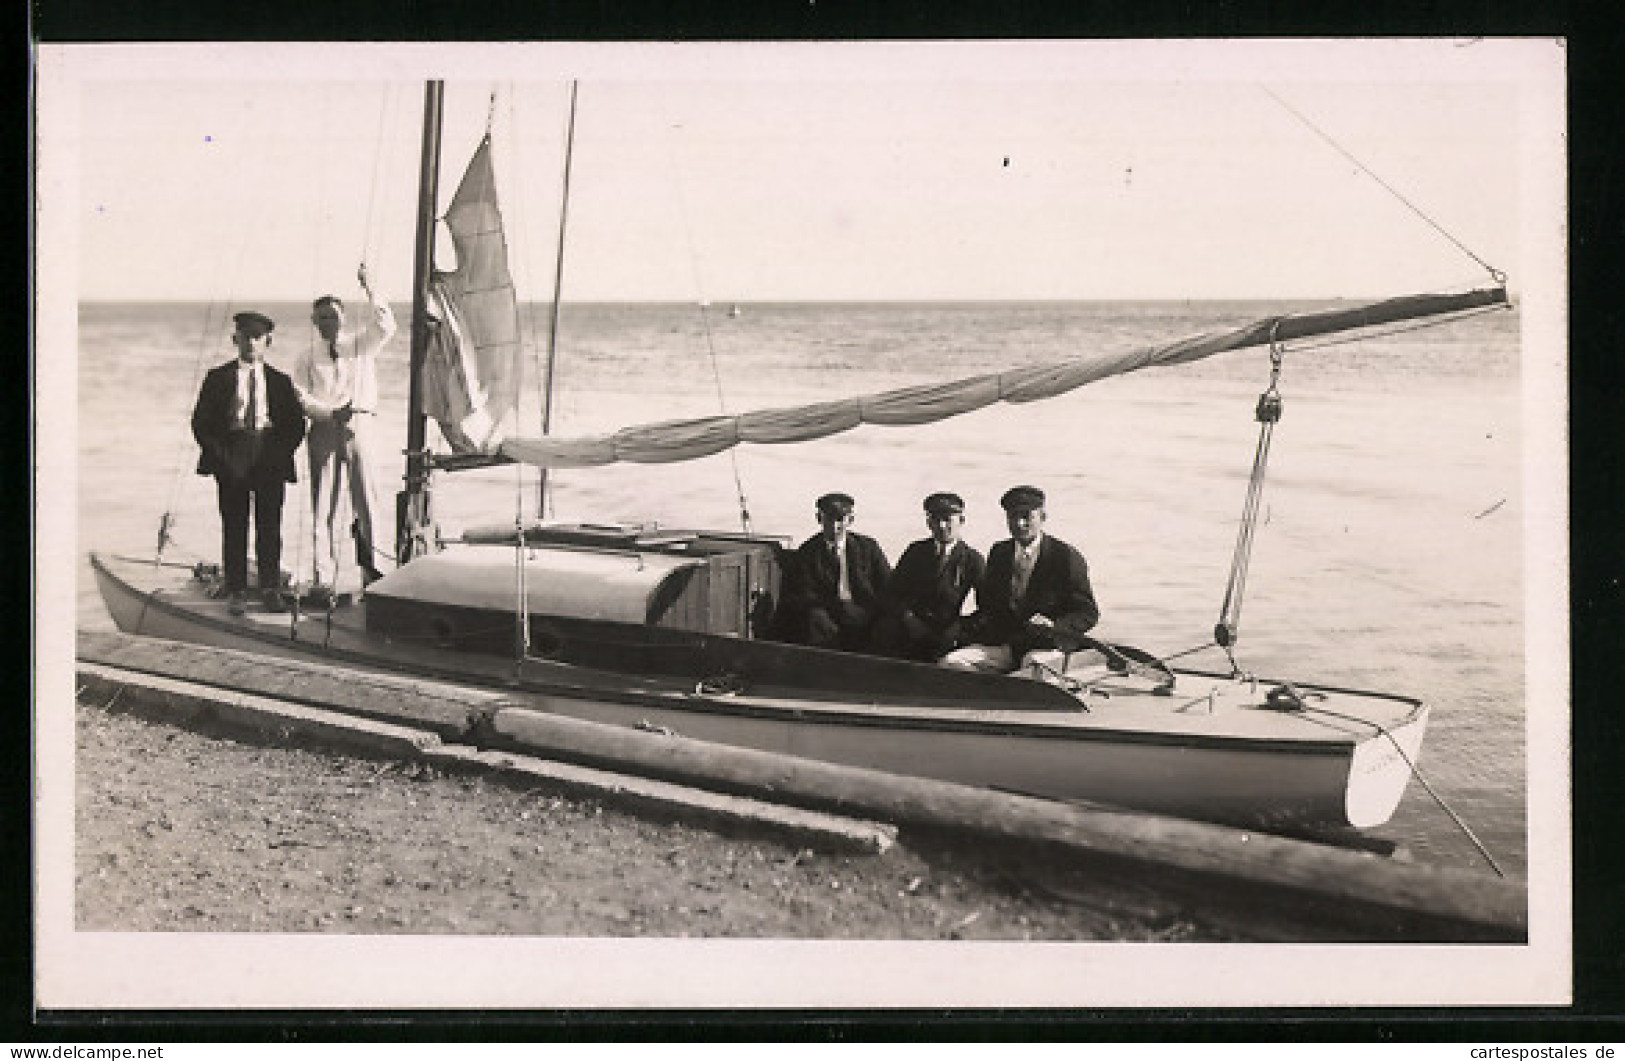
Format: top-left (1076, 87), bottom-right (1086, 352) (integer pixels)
top-left (75, 630), bottom-right (1527, 942)
top-left (76, 661), bottom-right (899, 856)
top-left (485, 705), bottom-right (1527, 942)
top-left (423, 743), bottom-right (897, 855)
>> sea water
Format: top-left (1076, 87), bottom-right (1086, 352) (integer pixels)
top-left (72, 299), bottom-right (1529, 876)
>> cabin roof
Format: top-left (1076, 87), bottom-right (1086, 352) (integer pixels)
top-left (367, 544), bottom-right (705, 624)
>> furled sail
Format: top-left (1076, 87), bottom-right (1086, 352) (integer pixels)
top-left (421, 135), bottom-right (524, 454)
top-left (491, 286), bottom-right (1508, 470)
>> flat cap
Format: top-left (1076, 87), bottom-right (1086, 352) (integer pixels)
top-left (999, 485), bottom-right (1046, 512)
top-left (232, 310), bottom-right (276, 334)
top-left (815, 492), bottom-right (855, 516)
top-left (923, 491), bottom-right (965, 516)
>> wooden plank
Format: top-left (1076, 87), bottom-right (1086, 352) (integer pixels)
top-left (77, 663), bottom-right (446, 759)
top-left (77, 662), bottom-right (896, 855)
top-left (423, 744), bottom-right (897, 855)
top-left (77, 628), bottom-right (491, 736)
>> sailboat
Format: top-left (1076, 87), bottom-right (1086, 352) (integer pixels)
top-left (90, 80), bottom-right (1512, 834)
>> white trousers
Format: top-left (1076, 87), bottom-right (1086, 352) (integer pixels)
top-left (937, 644), bottom-right (1069, 678)
top-left (306, 413), bottom-right (382, 587)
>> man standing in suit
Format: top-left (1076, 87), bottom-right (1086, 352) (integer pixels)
top-left (941, 485), bottom-right (1100, 676)
top-left (871, 491), bottom-right (986, 662)
top-left (191, 310), bottom-right (307, 616)
top-left (295, 265), bottom-right (397, 603)
top-left (780, 492), bottom-right (892, 651)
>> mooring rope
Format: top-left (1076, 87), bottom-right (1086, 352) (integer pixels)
top-left (1119, 636), bottom-right (1509, 876)
top-left (1291, 700), bottom-right (1508, 878)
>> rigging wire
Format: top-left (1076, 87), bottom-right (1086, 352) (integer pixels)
top-left (285, 88), bottom-right (352, 604)
top-left (501, 85), bottom-right (551, 525)
top-left (513, 460), bottom-right (531, 680)
top-left (347, 84), bottom-right (410, 577)
top-left (662, 116), bottom-right (755, 534)
top-left (536, 81), bottom-right (581, 522)
top-left (1300, 701), bottom-right (1508, 877)
top-left (155, 102), bottom-right (303, 569)
top-left (1212, 322), bottom-right (1285, 662)
top-left (477, 85), bottom-right (537, 673)
top-left (360, 84), bottom-right (397, 279)
top-left (1261, 85), bottom-right (1506, 285)
top-left (1204, 91), bottom-right (1514, 672)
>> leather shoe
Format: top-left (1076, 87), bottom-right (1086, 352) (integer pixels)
top-left (227, 590), bottom-right (248, 616)
top-left (261, 589), bottom-right (289, 614)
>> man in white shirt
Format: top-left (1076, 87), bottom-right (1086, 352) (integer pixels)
top-left (941, 485), bottom-right (1100, 676)
top-left (295, 265), bottom-right (397, 602)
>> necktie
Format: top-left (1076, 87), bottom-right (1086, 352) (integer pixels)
top-left (246, 367), bottom-right (259, 430)
top-left (937, 543), bottom-right (952, 573)
top-left (835, 541), bottom-right (852, 602)
top-left (1012, 546), bottom-right (1034, 600)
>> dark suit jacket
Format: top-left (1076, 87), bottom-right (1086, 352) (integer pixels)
top-left (884, 538), bottom-right (984, 631)
top-left (783, 531), bottom-right (891, 616)
top-left (969, 533), bottom-right (1100, 653)
top-left (192, 359), bottom-right (306, 483)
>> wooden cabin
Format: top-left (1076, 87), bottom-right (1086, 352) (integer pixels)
top-left (364, 522), bottom-right (789, 653)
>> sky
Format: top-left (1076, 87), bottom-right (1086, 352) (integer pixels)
top-left (41, 40), bottom-right (1558, 303)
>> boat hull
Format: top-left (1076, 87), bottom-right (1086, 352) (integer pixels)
top-left (89, 552), bottom-right (1425, 831)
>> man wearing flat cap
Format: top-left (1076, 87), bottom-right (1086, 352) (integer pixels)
top-left (942, 485), bottom-right (1100, 676)
top-left (779, 492), bottom-right (892, 651)
top-left (191, 310), bottom-right (307, 616)
top-left (872, 492), bottom-right (986, 662)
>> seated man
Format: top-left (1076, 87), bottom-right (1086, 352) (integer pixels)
top-left (941, 485), bottom-right (1100, 678)
top-left (778, 492), bottom-right (891, 651)
top-left (871, 491), bottom-right (986, 662)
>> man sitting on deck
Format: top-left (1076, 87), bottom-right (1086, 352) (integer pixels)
top-left (870, 491), bottom-right (985, 662)
top-left (778, 492), bottom-right (892, 651)
top-left (940, 485), bottom-right (1100, 678)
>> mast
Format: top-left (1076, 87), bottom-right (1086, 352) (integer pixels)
top-left (396, 80), bottom-right (445, 565)
top-left (536, 79), bottom-right (579, 519)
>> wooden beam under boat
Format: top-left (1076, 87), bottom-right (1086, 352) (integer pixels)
top-left (75, 629), bottom-right (1527, 942)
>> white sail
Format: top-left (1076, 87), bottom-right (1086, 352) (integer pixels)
top-left (489, 286), bottom-right (1507, 470)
